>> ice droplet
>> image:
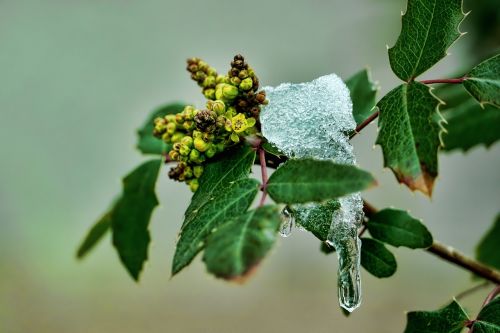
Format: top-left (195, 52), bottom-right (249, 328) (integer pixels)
top-left (279, 206), bottom-right (294, 237)
top-left (261, 73), bottom-right (364, 311)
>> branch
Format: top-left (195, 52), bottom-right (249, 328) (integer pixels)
top-left (362, 201), bottom-right (500, 284)
top-left (420, 78), bottom-right (465, 84)
top-left (350, 111), bottom-right (380, 139)
top-left (258, 147), bottom-right (268, 206)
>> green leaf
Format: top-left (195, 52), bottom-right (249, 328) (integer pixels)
top-left (266, 159), bottom-right (376, 204)
top-left (262, 142), bottom-right (285, 157)
top-left (172, 178), bottom-right (260, 275)
top-left (388, 0), bottom-right (465, 81)
top-left (76, 211), bottom-right (112, 259)
top-left (111, 159), bottom-right (162, 280)
top-left (360, 238), bottom-right (397, 278)
top-left (136, 103), bottom-right (186, 155)
top-left (376, 82), bottom-right (442, 196)
top-left (441, 99), bottom-right (500, 152)
top-left (291, 200), bottom-right (340, 241)
top-left (476, 214), bottom-right (500, 271)
top-left (202, 205), bottom-right (282, 281)
top-left (346, 68), bottom-right (378, 125)
top-left (404, 300), bottom-right (469, 333)
top-left (464, 54), bottom-right (500, 107)
top-left (473, 298), bottom-right (500, 332)
top-left (182, 144), bottom-right (256, 229)
top-left (367, 208), bottom-right (433, 249)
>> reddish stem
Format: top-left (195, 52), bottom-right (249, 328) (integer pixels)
top-left (420, 78), bottom-right (465, 84)
top-left (468, 284), bottom-right (500, 333)
top-left (350, 111), bottom-right (379, 139)
top-left (258, 147), bottom-right (268, 206)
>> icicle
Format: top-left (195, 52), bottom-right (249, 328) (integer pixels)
top-left (279, 206), bottom-right (294, 237)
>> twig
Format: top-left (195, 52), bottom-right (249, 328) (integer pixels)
top-left (350, 110), bottom-right (379, 139)
top-left (258, 147), bottom-right (268, 207)
top-left (455, 281), bottom-right (490, 301)
top-left (420, 78), bottom-right (465, 85)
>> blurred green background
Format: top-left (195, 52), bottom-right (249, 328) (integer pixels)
top-left (1, 0), bottom-right (499, 332)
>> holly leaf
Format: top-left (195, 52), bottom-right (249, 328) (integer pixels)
top-left (262, 142), bottom-right (285, 157)
top-left (172, 178), bottom-right (260, 275)
top-left (346, 68), bottom-right (378, 125)
top-left (476, 214), bottom-right (500, 271)
top-left (76, 210), bottom-right (112, 259)
top-left (404, 300), bottom-right (469, 333)
top-left (202, 205), bottom-right (282, 281)
top-left (388, 0), bottom-right (465, 81)
top-left (464, 54), bottom-right (500, 107)
top-left (266, 159), bottom-right (376, 204)
top-left (473, 297), bottom-right (500, 332)
top-left (111, 159), bottom-right (162, 280)
top-left (136, 103), bottom-right (186, 155)
top-left (367, 208), bottom-right (433, 249)
top-left (376, 82), bottom-right (442, 196)
top-left (360, 238), bottom-right (397, 278)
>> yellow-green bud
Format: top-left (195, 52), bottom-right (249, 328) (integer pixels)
top-left (203, 88), bottom-right (216, 100)
top-left (192, 130), bottom-right (203, 139)
top-left (189, 149), bottom-right (200, 161)
top-left (189, 179), bottom-right (199, 192)
top-left (194, 137), bottom-right (210, 152)
top-left (205, 146), bottom-right (216, 158)
top-left (238, 70), bottom-right (249, 79)
top-left (166, 114), bottom-right (176, 122)
top-left (184, 106), bottom-right (195, 120)
top-left (183, 120), bottom-right (195, 130)
top-left (168, 150), bottom-right (179, 161)
top-left (179, 144), bottom-right (191, 156)
top-left (215, 83), bottom-right (239, 101)
top-left (175, 113), bottom-right (184, 125)
top-left (216, 142), bottom-right (225, 152)
top-left (183, 166), bottom-right (193, 179)
top-left (171, 132), bottom-right (185, 143)
top-left (166, 122), bottom-right (176, 135)
top-left (181, 136), bottom-right (193, 148)
top-left (203, 76), bottom-right (216, 88)
top-left (207, 67), bottom-right (217, 76)
top-left (173, 142), bottom-right (182, 151)
top-left (161, 133), bottom-right (171, 142)
top-left (240, 77), bottom-right (253, 91)
top-left (198, 61), bottom-right (208, 71)
top-left (226, 106), bottom-right (237, 118)
top-left (212, 100), bottom-right (226, 114)
top-left (230, 76), bottom-right (241, 86)
top-left (193, 165), bottom-right (204, 178)
top-left (178, 155), bottom-right (189, 162)
top-left (216, 75), bottom-right (227, 84)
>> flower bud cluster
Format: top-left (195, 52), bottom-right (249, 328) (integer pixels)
top-left (154, 55), bottom-right (267, 191)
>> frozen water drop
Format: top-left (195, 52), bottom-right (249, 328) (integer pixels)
top-left (279, 206), bottom-right (294, 237)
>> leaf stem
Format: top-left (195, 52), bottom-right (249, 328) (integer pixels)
top-left (455, 281), bottom-right (491, 301)
top-left (481, 284), bottom-right (500, 307)
top-left (258, 147), bottom-right (268, 207)
top-left (350, 110), bottom-right (380, 139)
top-left (420, 78), bottom-right (465, 84)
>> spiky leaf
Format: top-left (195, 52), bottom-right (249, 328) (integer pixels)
top-left (137, 103), bottom-right (186, 155)
top-left (376, 82), bottom-right (442, 196)
top-left (182, 145), bottom-right (256, 229)
top-left (473, 298), bottom-right (500, 332)
top-left (404, 300), bottom-right (469, 333)
top-left (291, 200), bottom-right (340, 241)
top-left (203, 205), bottom-right (282, 281)
top-left (360, 238), bottom-right (397, 278)
top-left (346, 68), bottom-right (378, 125)
top-left (76, 211), bottom-right (112, 259)
top-left (464, 54), bottom-right (500, 107)
top-left (367, 208), bottom-right (433, 249)
top-left (388, 0), bottom-right (465, 81)
top-left (266, 159), bottom-right (376, 204)
top-left (476, 214), bottom-right (500, 271)
top-left (111, 159), bottom-right (162, 280)
top-left (172, 178), bottom-right (260, 275)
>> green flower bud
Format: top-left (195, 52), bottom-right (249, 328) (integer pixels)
top-left (203, 76), bottom-right (216, 88)
top-left (198, 61), bottom-right (208, 71)
top-left (240, 77), bottom-right (253, 91)
top-left (216, 75), bottom-right (227, 84)
top-left (203, 88), bottom-right (216, 100)
top-left (165, 114), bottom-right (176, 122)
top-left (166, 122), bottom-right (176, 135)
top-left (216, 142), bottom-right (225, 152)
top-left (171, 132), bottom-right (185, 143)
top-left (175, 113), bottom-right (185, 125)
top-left (179, 144), bottom-right (191, 156)
top-left (183, 166), bottom-right (193, 179)
top-left (205, 146), bottom-right (216, 158)
top-left (178, 155), bottom-right (189, 162)
top-left (215, 83), bottom-right (239, 101)
top-left (192, 130), bottom-right (203, 139)
top-left (173, 142), bottom-right (182, 151)
top-left (181, 136), bottom-right (193, 148)
top-left (226, 106), bottom-right (237, 118)
top-left (207, 67), bottom-right (217, 76)
top-left (161, 133), bottom-right (171, 142)
top-left (230, 132), bottom-right (240, 143)
top-left (183, 120), bottom-right (195, 130)
top-left (189, 149), bottom-right (200, 162)
top-left (189, 179), bottom-right (199, 192)
top-left (168, 150), bottom-right (180, 161)
top-left (194, 137), bottom-right (210, 152)
top-left (184, 106), bottom-right (195, 120)
top-left (230, 76), bottom-right (241, 86)
top-left (193, 165), bottom-right (204, 178)
top-left (194, 70), bottom-right (207, 82)
top-left (238, 70), bottom-right (249, 79)
top-left (212, 100), bottom-right (226, 114)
